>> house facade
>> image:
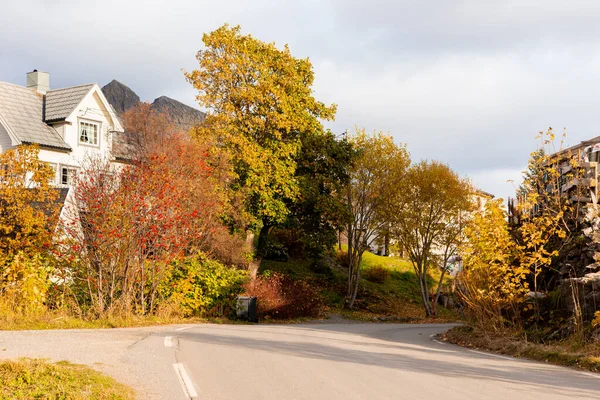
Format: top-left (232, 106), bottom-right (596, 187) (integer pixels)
top-left (0, 70), bottom-right (125, 185)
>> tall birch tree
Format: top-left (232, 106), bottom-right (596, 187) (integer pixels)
top-left (388, 161), bottom-right (471, 317)
top-left (344, 129), bottom-right (409, 309)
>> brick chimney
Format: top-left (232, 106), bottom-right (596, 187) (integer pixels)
top-left (26, 70), bottom-right (50, 94)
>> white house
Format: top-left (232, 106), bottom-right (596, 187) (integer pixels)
top-left (0, 70), bottom-right (126, 185)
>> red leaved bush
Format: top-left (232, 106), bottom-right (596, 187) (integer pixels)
top-left (60, 106), bottom-right (249, 316)
top-left (244, 273), bottom-right (324, 320)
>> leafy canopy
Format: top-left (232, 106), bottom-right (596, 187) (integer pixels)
top-left (459, 199), bottom-right (528, 329)
top-left (0, 144), bottom-right (59, 255)
top-left (185, 24), bottom-right (337, 226)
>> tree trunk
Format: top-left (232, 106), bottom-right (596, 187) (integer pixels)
top-left (415, 260), bottom-right (433, 317)
top-left (344, 225), bottom-right (361, 309)
top-left (347, 254), bottom-right (363, 309)
top-left (432, 267), bottom-right (449, 318)
top-left (257, 222), bottom-right (271, 256)
top-left (418, 276), bottom-right (432, 317)
top-left (384, 232), bottom-right (390, 256)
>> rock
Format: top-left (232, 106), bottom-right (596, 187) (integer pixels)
top-left (151, 96), bottom-right (206, 130)
top-left (101, 80), bottom-right (140, 114)
top-left (101, 80), bottom-right (206, 131)
top-left (527, 291), bottom-right (547, 299)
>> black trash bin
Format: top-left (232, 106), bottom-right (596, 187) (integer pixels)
top-left (236, 296), bottom-right (258, 323)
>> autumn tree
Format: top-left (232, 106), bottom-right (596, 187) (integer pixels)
top-left (388, 161), bottom-right (472, 317)
top-left (344, 129), bottom-right (410, 309)
top-left (120, 103), bottom-right (248, 264)
top-left (0, 145), bottom-right (59, 316)
top-left (185, 24), bottom-right (337, 252)
top-left (285, 130), bottom-right (355, 259)
top-left (64, 130), bottom-right (247, 315)
top-left (458, 199), bottom-right (528, 330)
top-left (514, 129), bottom-right (580, 323)
top-left (0, 144), bottom-right (59, 255)
top-left (119, 102), bottom-right (180, 158)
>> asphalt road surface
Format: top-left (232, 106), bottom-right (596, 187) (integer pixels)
top-left (1, 323), bottom-right (599, 399)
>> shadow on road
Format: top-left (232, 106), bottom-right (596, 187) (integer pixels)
top-left (176, 324), bottom-right (599, 399)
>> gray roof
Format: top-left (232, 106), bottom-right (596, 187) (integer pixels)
top-left (111, 130), bottom-right (137, 162)
top-left (0, 82), bottom-right (70, 150)
top-left (44, 84), bottom-right (94, 122)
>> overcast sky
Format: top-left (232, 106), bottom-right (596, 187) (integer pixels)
top-left (3, 0), bottom-right (600, 200)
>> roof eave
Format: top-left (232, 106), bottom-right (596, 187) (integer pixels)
top-left (21, 141), bottom-right (72, 153)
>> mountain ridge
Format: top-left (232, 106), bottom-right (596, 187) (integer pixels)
top-left (101, 80), bottom-right (205, 129)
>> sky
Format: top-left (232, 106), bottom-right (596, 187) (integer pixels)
top-left (3, 0), bottom-right (600, 200)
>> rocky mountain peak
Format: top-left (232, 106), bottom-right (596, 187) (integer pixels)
top-left (101, 80), bottom-right (206, 130)
top-left (101, 80), bottom-right (140, 115)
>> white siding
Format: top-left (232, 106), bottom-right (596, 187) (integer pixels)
top-left (0, 122), bottom-right (15, 152)
top-left (61, 86), bottom-right (119, 166)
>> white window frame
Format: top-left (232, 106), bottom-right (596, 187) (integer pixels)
top-left (78, 119), bottom-right (100, 147)
top-left (59, 165), bottom-right (79, 186)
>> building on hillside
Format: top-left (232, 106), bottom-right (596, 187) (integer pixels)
top-left (509, 135), bottom-right (600, 225)
top-left (552, 136), bottom-right (600, 207)
top-left (0, 70), bottom-right (126, 181)
top-left (472, 188), bottom-right (495, 212)
top-left (0, 70), bottom-right (131, 233)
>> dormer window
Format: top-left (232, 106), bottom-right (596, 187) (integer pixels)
top-left (79, 121), bottom-right (99, 146)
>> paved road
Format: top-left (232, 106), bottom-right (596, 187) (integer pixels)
top-left (1, 323), bottom-right (599, 399)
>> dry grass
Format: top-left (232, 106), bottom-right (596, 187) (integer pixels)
top-left (442, 325), bottom-right (600, 372)
top-left (0, 309), bottom-right (213, 331)
top-left (0, 358), bottom-right (135, 399)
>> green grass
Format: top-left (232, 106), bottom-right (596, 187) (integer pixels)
top-left (260, 250), bottom-right (458, 322)
top-left (360, 251), bottom-right (413, 272)
top-left (0, 358), bottom-right (135, 399)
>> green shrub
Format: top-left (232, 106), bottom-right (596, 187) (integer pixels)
top-left (309, 255), bottom-right (335, 275)
top-left (263, 242), bottom-right (289, 262)
top-left (158, 253), bottom-right (248, 317)
top-left (363, 265), bottom-right (390, 284)
top-left (270, 228), bottom-right (304, 259)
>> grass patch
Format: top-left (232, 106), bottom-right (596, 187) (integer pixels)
top-left (0, 358), bottom-right (135, 399)
top-left (442, 325), bottom-right (600, 372)
top-left (260, 250), bottom-right (458, 322)
top-left (0, 310), bottom-right (213, 331)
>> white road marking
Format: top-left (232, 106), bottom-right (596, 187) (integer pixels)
top-left (164, 336), bottom-right (174, 347)
top-left (429, 334), bottom-right (447, 345)
top-left (469, 349), bottom-right (514, 361)
top-left (579, 372), bottom-right (600, 379)
top-left (173, 363), bottom-right (198, 399)
top-left (175, 326), bottom-right (192, 332)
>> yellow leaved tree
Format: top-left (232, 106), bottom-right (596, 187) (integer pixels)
top-left (0, 144), bottom-right (59, 255)
top-left (0, 144), bottom-right (59, 315)
top-left (185, 24), bottom-right (337, 253)
top-left (459, 199), bottom-right (529, 330)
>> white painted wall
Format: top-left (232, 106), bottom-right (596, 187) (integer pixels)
top-left (0, 121), bottom-right (15, 152)
top-left (35, 85), bottom-right (124, 185)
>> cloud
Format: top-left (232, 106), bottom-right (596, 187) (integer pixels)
top-left (467, 167), bottom-right (525, 202)
top-left (2, 0), bottom-right (600, 199)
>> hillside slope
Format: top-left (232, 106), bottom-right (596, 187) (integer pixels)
top-left (260, 250), bottom-right (456, 322)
